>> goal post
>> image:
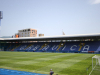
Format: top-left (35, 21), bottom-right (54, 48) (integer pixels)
top-left (92, 55), bottom-right (100, 71)
top-left (89, 55), bottom-right (100, 75)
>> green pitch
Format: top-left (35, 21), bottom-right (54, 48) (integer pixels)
top-left (0, 51), bottom-right (99, 75)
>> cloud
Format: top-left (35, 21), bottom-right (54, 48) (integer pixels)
top-left (89, 0), bottom-right (100, 4)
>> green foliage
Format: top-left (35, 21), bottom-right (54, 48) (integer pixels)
top-left (0, 52), bottom-right (99, 75)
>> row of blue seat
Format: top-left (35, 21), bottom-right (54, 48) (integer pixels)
top-left (6, 41), bottom-right (100, 53)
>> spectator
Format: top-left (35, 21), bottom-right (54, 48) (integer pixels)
top-left (50, 69), bottom-right (54, 75)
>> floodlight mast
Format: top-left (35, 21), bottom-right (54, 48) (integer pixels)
top-left (0, 11), bottom-right (3, 37)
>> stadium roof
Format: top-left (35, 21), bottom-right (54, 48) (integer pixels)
top-left (0, 33), bottom-right (100, 42)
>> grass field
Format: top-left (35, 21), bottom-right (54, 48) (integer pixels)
top-left (0, 51), bottom-right (100, 75)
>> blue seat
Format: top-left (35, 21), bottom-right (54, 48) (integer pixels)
top-left (5, 41), bottom-right (100, 53)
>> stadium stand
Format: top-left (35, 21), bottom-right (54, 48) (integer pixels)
top-left (2, 41), bottom-right (100, 53)
top-left (14, 43), bottom-right (29, 51)
top-left (47, 42), bottom-right (59, 52)
top-left (1, 33), bottom-right (100, 53)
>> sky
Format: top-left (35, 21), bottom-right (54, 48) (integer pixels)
top-left (0, 0), bottom-right (100, 37)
